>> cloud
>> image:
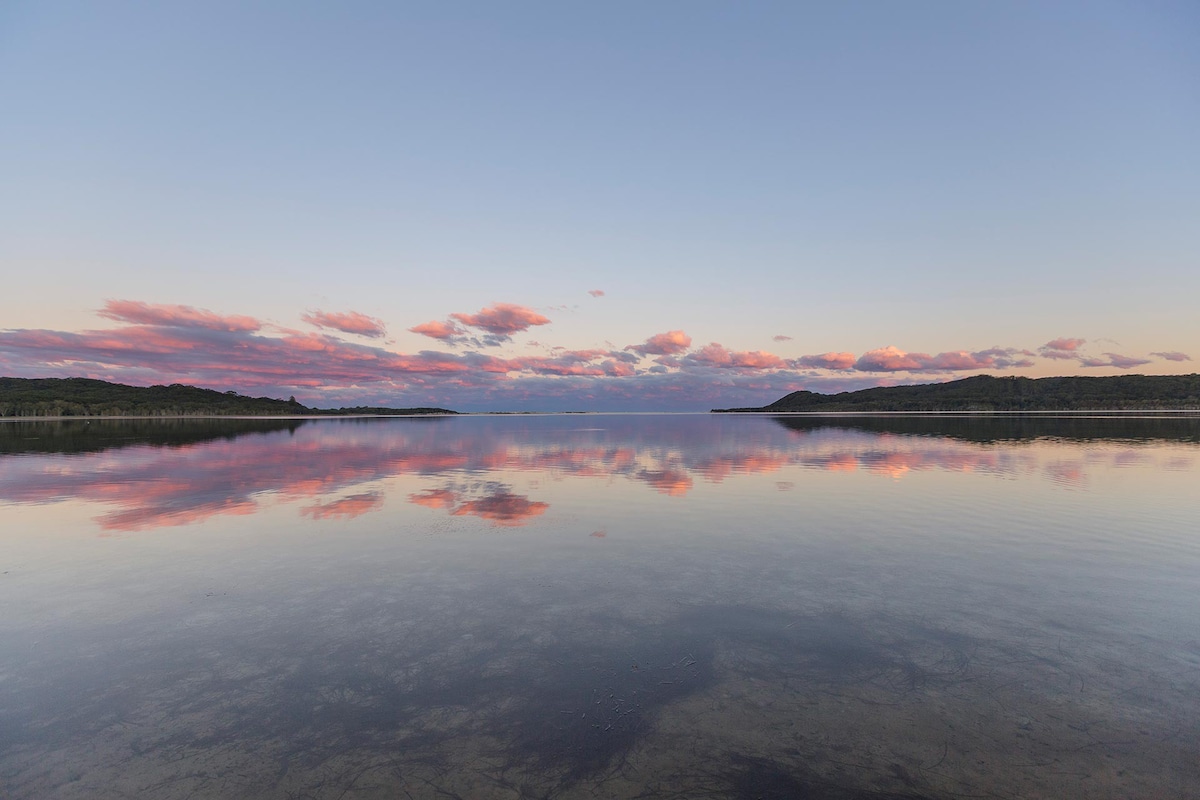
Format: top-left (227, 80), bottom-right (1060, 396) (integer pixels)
top-left (1039, 338), bottom-right (1087, 359)
top-left (772, 335), bottom-right (792, 342)
top-left (626, 330), bottom-right (692, 356)
top-left (974, 347), bottom-right (1037, 368)
top-left (602, 360), bottom-right (637, 377)
top-left (409, 320), bottom-right (465, 341)
top-left (474, 334), bottom-right (518, 348)
top-left (1043, 337), bottom-right (1086, 352)
top-left (450, 303), bottom-right (551, 335)
top-left (682, 343), bottom-right (786, 371)
top-left (853, 346), bottom-right (1034, 373)
top-left (2, 296), bottom-right (1191, 412)
top-left (302, 310), bottom-right (387, 338)
top-left (588, 289), bottom-right (605, 298)
top-left (607, 350), bottom-right (641, 364)
top-left (792, 352), bottom-right (856, 370)
top-left (0, 305), bottom-right (891, 408)
top-left (502, 350), bottom-right (643, 378)
top-left (1079, 352), bottom-right (1152, 369)
top-left (853, 346), bottom-right (925, 372)
top-left (0, 316), bottom-right (528, 398)
top-left (99, 300), bottom-right (261, 332)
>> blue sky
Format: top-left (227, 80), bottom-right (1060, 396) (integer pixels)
top-left (1, 1), bottom-right (1197, 410)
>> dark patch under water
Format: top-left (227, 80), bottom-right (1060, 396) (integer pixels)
top-left (2, 598), bottom-right (985, 798)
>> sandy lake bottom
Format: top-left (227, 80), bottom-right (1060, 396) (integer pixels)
top-left (2, 414), bottom-right (1198, 799)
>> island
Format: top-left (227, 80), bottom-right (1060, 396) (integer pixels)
top-left (0, 377), bottom-right (456, 418)
top-left (713, 374), bottom-right (1200, 413)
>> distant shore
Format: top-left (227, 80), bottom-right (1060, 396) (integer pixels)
top-left (0, 377), bottom-right (455, 418)
top-left (713, 374), bottom-right (1200, 413)
top-left (0, 413), bottom-right (457, 421)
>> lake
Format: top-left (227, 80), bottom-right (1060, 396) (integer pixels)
top-left (1, 413), bottom-right (1198, 799)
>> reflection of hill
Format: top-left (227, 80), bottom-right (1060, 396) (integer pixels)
top-left (4, 414), bottom-right (1195, 534)
top-left (772, 414), bottom-right (1200, 444)
top-left (0, 418), bottom-right (308, 454)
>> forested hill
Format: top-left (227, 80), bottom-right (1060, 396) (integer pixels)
top-left (713, 374), bottom-right (1200, 413)
top-left (0, 378), bottom-right (456, 417)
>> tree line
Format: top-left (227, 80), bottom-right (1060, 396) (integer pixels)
top-left (0, 378), bottom-right (455, 417)
top-left (715, 374), bottom-right (1200, 412)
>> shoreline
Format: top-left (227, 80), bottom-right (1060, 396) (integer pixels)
top-left (0, 413), bottom-right (458, 421)
top-left (3, 408), bottom-right (1200, 422)
top-left (712, 408), bottom-right (1200, 416)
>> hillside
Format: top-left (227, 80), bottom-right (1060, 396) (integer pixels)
top-left (713, 374), bottom-right (1200, 413)
top-left (0, 377), bottom-right (456, 417)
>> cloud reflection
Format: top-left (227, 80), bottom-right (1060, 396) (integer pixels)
top-left (1, 415), bottom-right (1196, 534)
top-left (410, 486), bottom-right (549, 526)
top-left (301, 492), bottom-right (385, 521)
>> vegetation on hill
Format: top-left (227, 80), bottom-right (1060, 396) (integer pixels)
top-left (0, 377), bottom-right (456, 417)
top-left (714, 374), bottom-right (1200, 413)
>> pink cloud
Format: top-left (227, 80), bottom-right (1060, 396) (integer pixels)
top-left (4, 297), bottom-right (1190, 413)
top-left (409, 320), bottom-right (465, 340)
top-left (854, 346), bottom-right (926, 372)
top-left (975, 347), bottom-right (1037, 367)
top-left (852, 346), bottom-right (1034, 373)
top-left (1043, 337), bottom-right (1086, 352)
top-left (626, 330), bottom-right (692, 356)
top-left (1080, 352), bottom-right (1152, 369)
top-left (602, 360), bottom-right (637, 377)
top-left (302, 310), bottom-right (387, 338)
top-left (449, 303), bottom-right (551, 335)
top-left (588, 289), bottom-right (605, 298)
top-left (924, 351), bottom-right (996, 370)
top-left (503, 348), bottom-right (632, 378)
top-left (0, 319), bottom-right (529, 397)
top-left (684, 343), bottom-right (786, 370)
top-left (99, 300), bottom-right (261, 332)
top-left (792, 352), bottom-right (856, 370)
top-left (1039, 338), bottom-right (1087, 359)
top-left (772, 335), bottom-right (792, 342)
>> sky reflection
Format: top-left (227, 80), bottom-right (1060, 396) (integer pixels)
top-left (0, 415), bottom-right (1197, 533)
top-left (2, 415), bottom-right (1199, 798)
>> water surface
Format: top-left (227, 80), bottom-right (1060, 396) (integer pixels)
top-left (1, 414), bottom-right (1198, 799)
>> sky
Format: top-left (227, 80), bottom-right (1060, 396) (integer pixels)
top-left (1, 1), bottom-right (1197, 411)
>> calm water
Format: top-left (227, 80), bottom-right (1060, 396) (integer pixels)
top-left (1, 414), bottom-right (1198, 799)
